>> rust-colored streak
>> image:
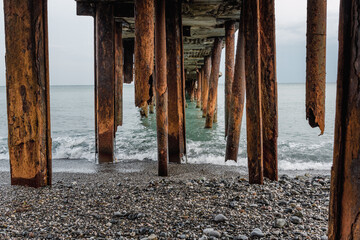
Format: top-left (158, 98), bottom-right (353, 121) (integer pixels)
top-left (329, 0), bottom-right (360, 239)
top-left (4, 0), bottom-right (51, 187)
top-left (196, 70), bottom-right (202, 108)
top-left (95, 3), bottom-right (115, 163)
top-left (166, 0), bottom-right (186, 164)
top-left (260, 0), bottom-right (278, 181)
top-left (205, 38), bottom-right (223, 128)
top-left (135, 0), bottom-right (154, 114)
top-left (115, 21), bottom-right (124, 129)
top-left (225, 21), bottom-right (236, 137)
top-left (155, 0), bottom-right (168, 176)
top-left (225, 8), bottom-right (245, 163)
top-left (244, 0), bottom-right (264, 184)
top-left (306, 0), bottom-right (327, 135)
top-left (202, 57), bottom-right (211, 118)
top-left (123, 39), bottom-right (134, 84)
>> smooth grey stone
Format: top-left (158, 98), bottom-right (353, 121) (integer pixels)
top-left (274, 218), bottom-right (286, 228)
top-left (250, 228), bottom-right (264, 238)
top-left (214, 214), bottom-right (228, 222)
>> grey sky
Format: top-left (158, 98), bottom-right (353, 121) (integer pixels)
top-left (0, 0), bottom-right (339, 86)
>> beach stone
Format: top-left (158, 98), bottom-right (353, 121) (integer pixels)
top-left (214, 214), bottom-right (228, 222)
top-left (234, 235), bottom-right (248, 240)
top-left (148, 234), bottom-right (158, 240)
top-left (320, 236), bottom-right (328, 240)
top-left (274, 218), bottom-right (286, 228)
top-left (290, 216), bottom-right (302, 224)
top-left (250, 228), bottom-right (264, 238)
top-left (203, 228), bottom-right (221, 238)
top-left (199, 235), bottom-right (208, 240)
top-left (113, 211), bottom-right (122, 217)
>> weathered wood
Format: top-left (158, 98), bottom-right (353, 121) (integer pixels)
top-left (205, 38), bottom-right (223, 128)
top-left (155, 0), bottom-right (168, 176)
top-left (115, 21), bottom-right (123, 129)
top-left (202, 57), bottom-right (211, 118)
top-left (200, 67), bottom-right (205, 109)
top-left (260, 0), bottom-right (278, 181)
top-left (189, 80), bottom-right (196, 102)
top-left (244, 0), bottom-right (263, 184)
top-left (225, 21), bottom-right (236, 137)
top-left (329, 1), bottom-right (360, 238)
top-left (166, 0), bottom-right (186, 164)
top-left (306, 0), bottom-right (327, 135)
top-left (95, 3), bottom-right (115, 163)
top-left (134, 0), bottom-right (154, 116)
top-left (196, 70), bottom-right (202, 108)
top-left (4, 0), bottom-right (52, 187)
top-left (77, 2), bottom-right (134, 18)
top-left (225, 10), bottom-right (245, 162)
top-left (123, 39), bottom-right (134, 84)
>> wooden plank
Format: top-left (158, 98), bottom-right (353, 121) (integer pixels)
top-left (115, 21), bottom-right (124, 128)
top-left (4, 0), bottom-right (52, 187)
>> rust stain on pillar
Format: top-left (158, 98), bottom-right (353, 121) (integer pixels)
top-left (135, 0), bottom-right (154, 116)
top-left (328, 1), bottom-right (360, 238)
top-left (155, 0), bottom-right (168, 176)
top-left (196, 70), bottom-right (202, 108)
top-left (166, 0), bottom-right (186, 164)
top-left (225, 9), bottom-right (245, 162)
top-left (205, 38), bottom-right (223, 128)
top-left (225, 21), bottom-right (236, 137)
top-left (4, 0), bottom-right (52, 187)
top-left (260, 0), bottom-right (278, 181)
top-left (123, 39), bottom-right (134, 84)
top-left (202, 57), bottom-right (211, 118)
top-left (115, 21), bottom-right (124, 129)
top-left (244, 0), bottom-right (264, 184)
top-left (306, 0), bottom-right (327, 135)
top-left (95, 3), bottom-right (115, 163)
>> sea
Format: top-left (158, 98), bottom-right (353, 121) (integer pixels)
top-left (0, 83), bottom-right (336, 171)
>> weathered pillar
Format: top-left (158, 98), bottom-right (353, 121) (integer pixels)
top-left (95, 3), bottom-right (115, 163)
top-left (115, 21), bottom-right (124, 129)
top-left (244, 0), bottom-right (263, 184)
top-left (205, 38), bottom-right (223, 128)
top-left (135, 0), bottom-right (154, 117)
top-left (155, 0), bottom-right (168, 176)
top-left (202, 57), bottom-right (211, 118)
top-left (306, 0), bottom-right (327, 135)
top-left (196, 70), bottom-right (202, 108)
top-left (189, 80), bottom-right (195, 102)
top-left (4, 0), bottom-right (52, 187)
top-left (123, 39), bottom-right (134, 84)
top-left (260, 0), bottom-right (278, 181)
top-left (225, 11), bottom-right (245, 162)
top-left (225, 21), bottom-right (236, 137)
top-left (166, 0), bottom-right (186, 164)
top-left (328, 1), bottom-right (360, 238)
top-left (200, 67), bottom-right (205, 110)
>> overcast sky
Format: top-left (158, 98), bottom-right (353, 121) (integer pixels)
top-left (0, 0), bottom-right (339, 86)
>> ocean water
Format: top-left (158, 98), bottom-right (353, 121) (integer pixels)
top-left (0, 83), bottom-right (336, 171)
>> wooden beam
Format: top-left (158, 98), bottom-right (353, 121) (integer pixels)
top-left (306, 0), bottom-right (327, 135)
top-left (244, 0), bottom-right (263, 184)
top-left (166, 0), bottom-right (186, 164)
top-left (202, 57), bottom-right (211, 118)
top-left (155, 0), bottom-right (169, 176)
top-left (95, 3), bottom-right (115, 163)
top-left (123, 39), bottom-right (134, 84)
top-left (115, 21), bottom-right (124, 129)
top-left (260, 0), bottom-right (278, 181)
top-left (196, 70), bottom-right (202, 108)
top-left (134, 0), bottom-right (154, 117)
top-left (329, 0), bottom-right (360, 238)
top-left (4, 0), bottom-right (52, 187)
top-left (225, 21), bottom-right (236, 137)
top-left (205, 38), bottom-right (223, 128)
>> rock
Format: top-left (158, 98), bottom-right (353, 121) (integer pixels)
top-left (199, 235), bottom-right (208, 240)
top-left (320, 236), bottom-right (328, 240)
top-left (179, 234), bottom-right (186, 239)
top-left (290, 216), bottom-right (302, 224)
top-left (234, 235), bottom-right (248, 240)
top-left (203, 228), bottom-right (221, 238)
top-left (250, 228), bottom-right (264, 238)
top-left (148, 234), bottom-right (158, 240)
top-left (274, 218), bottom-right (286, 228)
top-left (214, 214), bottom-right (228, 222)
top-left (113, 211), bottom-right (122, 217)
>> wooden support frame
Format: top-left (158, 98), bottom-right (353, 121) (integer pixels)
top-left (196, 70), bottom-right (202, 108)
top-left (4, 0), bottom-right (52, 187)
top-left (123, 39), bottom-right (134, 84)
top-left (202, 57), bottom-right (211, 118)
top-left (115, 21), bottom-right (124, 129)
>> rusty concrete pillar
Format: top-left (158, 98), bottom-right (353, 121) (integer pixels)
top-left (205, 38), bottom-right (223, 128)
top-left (95, 3), bottom-right (115, 163)
top-left (123, 39), bottom-right (134, 84)
top-left (135, 0), bottom-right (154, 117)
top-left (328, 1), bottom-right (360, 238)
top-left (166, 0), bottom-right (186, 164)
top-left (155, 0), bottom-right (169, 176)
top-left (225, 21), bottom-right (236, 137)
top-left (4, 0), bottom-right (52, 187)
top-left (115, 21), bottom-right (124, 129)
top-left (225, 10), bottom-right (245, 162)
top-left (306, 0), bottom-right (327, 135)
top-left (244, 0), bottom-right (263, 184)
top-left (260, 0), bottom-right (278, 181)
top-left (196, 70), bottom-right (202, 108)
top-left (202, 57), bottom-right (211, 118)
